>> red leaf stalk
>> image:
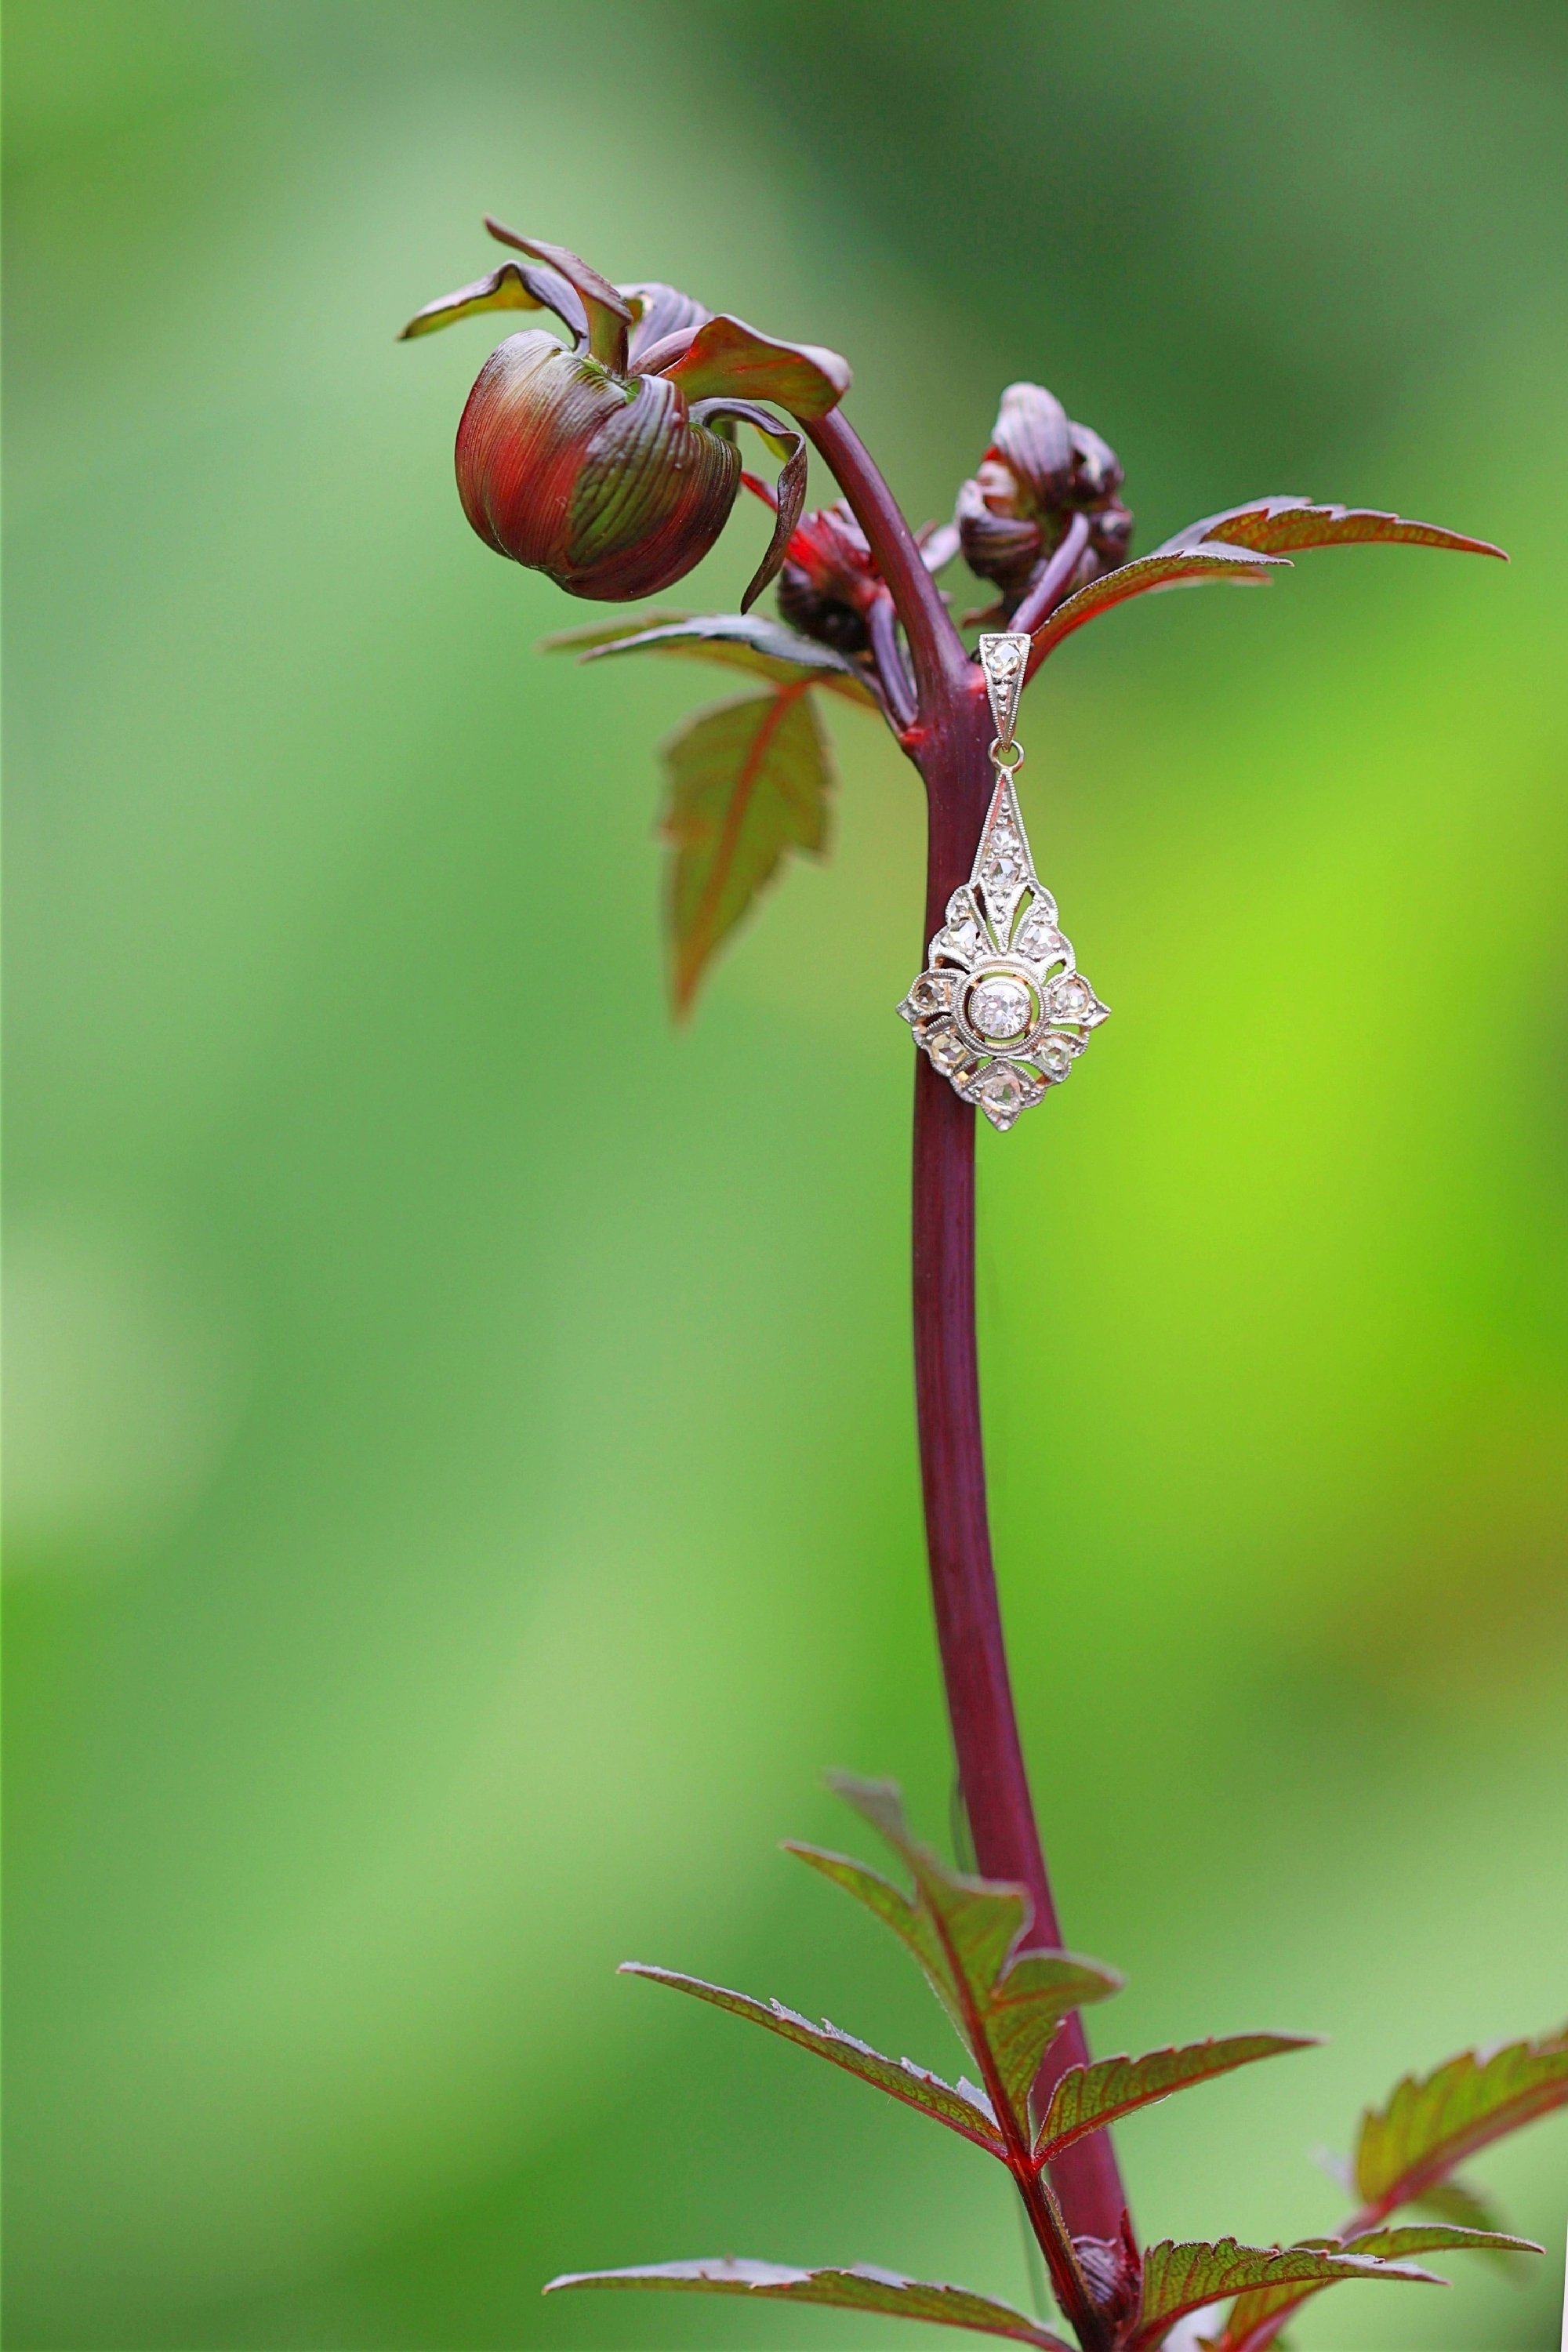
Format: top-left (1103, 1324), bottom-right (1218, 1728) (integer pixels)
top-left (809, 411), bottom-right (1129, 2250)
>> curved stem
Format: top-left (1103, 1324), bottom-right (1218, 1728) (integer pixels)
top-left (806, 408), bottom-right (967, 713)
top-left (813, 401), bottom-right (1131, 2256)
top-left (913, 697), bottom-right (1129, 2252)
top-left (1013, 511), bottom-right (1092, 642)
top-left (866, 590), bottom-right (916, 729)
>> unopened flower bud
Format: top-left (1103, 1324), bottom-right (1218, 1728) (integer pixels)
top-left (401, 223), bottom-right (850, 609)
top-left (956, 380), bottom-right (1134, 620)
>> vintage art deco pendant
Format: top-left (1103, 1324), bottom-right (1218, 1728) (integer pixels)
top-left (898, 633), bottom-right (1109, 1132)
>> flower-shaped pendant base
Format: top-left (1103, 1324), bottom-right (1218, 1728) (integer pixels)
top-left (898, 772), bottom-right (1109, 1131)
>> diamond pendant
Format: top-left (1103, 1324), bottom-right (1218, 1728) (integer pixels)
top-left (898, 634), bottom-right (1109, 1132)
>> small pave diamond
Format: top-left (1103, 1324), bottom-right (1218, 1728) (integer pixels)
top-left (969, 977), bottom-right (1033, 1040)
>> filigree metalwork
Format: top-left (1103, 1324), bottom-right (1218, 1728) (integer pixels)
top-left (898, 634), bottom-right (1109, 1131)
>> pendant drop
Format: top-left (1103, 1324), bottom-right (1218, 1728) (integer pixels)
top-left (898, 633), bottom-right (1109, 1132)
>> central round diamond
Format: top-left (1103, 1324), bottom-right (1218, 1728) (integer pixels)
top-left (969, 976), bottom-right (1032, 1040)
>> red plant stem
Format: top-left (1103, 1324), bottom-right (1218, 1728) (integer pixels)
top-left (811, 408), bottom-right (1130, 2252)
top-left (913, 695), bottom-right (1128, 2249)
top-left (807, 411), bottom-right (967, 707)
top-left (1012, 510), bottom-right (1092, 642)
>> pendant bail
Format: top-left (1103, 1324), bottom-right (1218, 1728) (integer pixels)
top-left (978, 631), bottom-right (1030, 754)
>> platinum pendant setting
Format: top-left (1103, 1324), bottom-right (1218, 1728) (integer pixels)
top-left (898, 633), bottom-right (1109, 1132)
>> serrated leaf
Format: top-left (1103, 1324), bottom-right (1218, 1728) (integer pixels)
top-left (1033, 2034), bottom-right (1319, 2162)
top-left (543, 609), bottom-right (877, 705)
top-left (619, 1964), bottom-right (1004, 2152)
top-left (1131, 2238), bottom-right (1439, 2352)
top-left (1028, 492), bottom-right (1504, 664)
top-left (786, 1775), bottom-right (1120, 2147)
top-left (1410, 2173), bottom-right (1519, 2249)
top-left (1167, 495), bottom-right (1506, 561)
top-left (660, 687), bottom-right (831, 1016)
top-left (1349, 2224), bottom-right (1541, 2259)
top-left (652, 314), bottom-right (851, 419)
top-left (1027, 545), bottom-right (1285, 659)
top-left (1207, 2225), bottom-right (1539, 2352)
top-left (543, 2256), bottom-right (1073, 2347)
top-left (1353, 2027), bottom-right (1568, 2218)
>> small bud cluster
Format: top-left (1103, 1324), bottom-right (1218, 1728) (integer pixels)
top-left (775, 500), bottom-right (883, 653)
top-left (956, 381), bottom-right (1133, 619)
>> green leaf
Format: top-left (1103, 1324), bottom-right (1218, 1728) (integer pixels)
top-left (1207, 2226), bottom-right (1539, 2352)
top-left (1131, 2238), bottom-right (1439, 2352)
top-left (1033, 2034), bottom-right (1319, 2163)
top-left (619, 1963), bottom-right (1005, 2153)
top-left (1353, 2027), bottom-right (1568, 2219)
top-left (786, 1775), bottom-right (1120, 2145)
top-left (482, 218), bottom-right (631, 367)
top-left (543, 2256), bottom-right (1073, 2347)
top-left (1168, 495), bottom-right (1507, 561)
top-left (1410, 2173), bottom-right (1521, 2249)
top-left (653, 313), bottom-right (851, 419)
top-left (543, 608), bottom-right (877, 705)
top-left (660, 686), bottom-right (831, 1016)
top-left (1348, 2224), bottom-right (1541, 2259)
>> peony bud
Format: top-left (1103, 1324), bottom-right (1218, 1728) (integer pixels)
top-left (401, 223), bottom-right (850, 608)
top-left (956, 381), bottom-right (1134, 619)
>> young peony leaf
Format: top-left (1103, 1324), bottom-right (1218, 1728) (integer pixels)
top-left (661, 685), bottom-right (831, 1016)
top-left (1027, 495), bottom-right (1504, 666)
top-left (1130, 2238), bottom-right (1439, 2352)
top-left (483, 217), bottom-right (630, 366)
top-left (786, 1775), bottom-right (1120, 2143)
top-left (619, 1964), bottom-right (1005, 2152)
top-left (1408, 2172), bottom-right (1519, 2247)
top-left (397, 258), bottom-right (585, 345)
top-left (688, 401), bottom-right (808, 609)
top-left (543, 2256), bottom-right (1073, 2347)
top-left (1352, 2027), bottom-right (1568, 2221)
top-left (1163, 495), bottom-right (1506, 561)
top-left (652, 314), bottom-right (851, 419)
top-left (1026, 545), bottom-right (1285, 660)
top-left (544, 609), bottom-right (877, 704)
top-left (1033, 2034), bottom-right (1319, 2164)
top-left (1206, 2225), bottom-right (1541, 2352)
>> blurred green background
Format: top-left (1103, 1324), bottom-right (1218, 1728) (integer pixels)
top-left (5, 4), bottom-right (1566, 2347)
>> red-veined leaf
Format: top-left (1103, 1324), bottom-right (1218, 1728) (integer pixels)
top-left (619, 1963), bottom-right (1004, 2153)
top-left (786, 1775), bottom-right (1120, 2144)
top-left (1352, 2027), bottom-right (1568, 2220)
top-left (482, 219), bottom-right (630, 367)
top-left (1033, 2034), bottom-right (1319, 2164)
top-left (1409, 2172), bottom-right (1522, 2250)
top-left (660, 685), bottom-right (831, 1016)
top-left (1130, 2238), bottom-right (1439, 2352)
top-left (543, 2256), bottom-right (1073, 2347)
top-left (1027, 544), bottom-right (1284, 659)
top-left (1166, 495), bottom-right (1506, 561)
top-left (1028, 493), bottom-right (1504, 666)
top-left (543, 608), bottom-right (877, 705)
top-left (1207, 2224), bottom-right (1540, 2352)
top-left (652, 313), bottom-right (851, 419)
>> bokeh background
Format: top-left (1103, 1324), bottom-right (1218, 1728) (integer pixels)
top-left (5, 4), bottom-right (1566, 2347)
